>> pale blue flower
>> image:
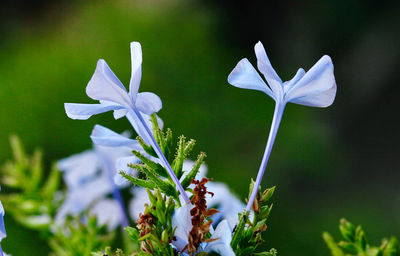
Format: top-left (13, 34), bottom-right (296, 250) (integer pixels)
top-left (89, 199), bottom-right (124, 231)
top-left (172, 204), bottom-right (235, 256)
top-left (56, 131), bottom-right (135, 228)
top-left (228, 41), bottom-right (336, 212)
top-left (64, 42), bottom-right (190, 204)
top-left (90, 124), bottom-right (142, 187)
top-left (0, 201), bottom-right (6, 256)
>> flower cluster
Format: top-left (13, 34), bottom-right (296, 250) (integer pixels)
top-left (2, 40), bottom-right (395, 256)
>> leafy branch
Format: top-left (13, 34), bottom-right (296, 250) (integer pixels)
top-left (0, 135), bottom-right (61, 232)
top-left (231, 180), bottom-right (277, 256)
top-left (323, 218), bottom-right (400, 256)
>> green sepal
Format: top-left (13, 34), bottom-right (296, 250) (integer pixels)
top-left (181, 151), bottom-right (206, 189)
top-left (129, 164), bottom-right (176, 197)
top-left (136, 135), bottom-right (158, 158)
top-left (132, 150), bottom-right (168, 178)
top-left (120, 171), bottom-right (156, 190)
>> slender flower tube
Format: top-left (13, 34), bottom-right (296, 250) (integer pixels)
top-left (64, 42), bottom-right (190, 204)
top-left (228, 41), bottom-right (337, 212)
top-left (0, 201), bottom-right (6, 256)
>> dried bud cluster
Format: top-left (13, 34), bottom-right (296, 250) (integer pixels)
top-left (137, 213), bottom-right (154, 253)
top-left (185, 178), bottom-right (219, 255)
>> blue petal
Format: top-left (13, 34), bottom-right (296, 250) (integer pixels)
top-left (227, 58), bottom-right (275, 99)
top-left (135, 92), bottom-right (162, 115)
top-left (283, 68), bottom-right (305, 93)
top-left (126, 111), bottom-right (154, 145)
top-left (114, 156), bottom-right (139, 186)
top-left (285, 55), bottom-right (336, 107)
top-left (90, 125), bottom-right (140, 148)
top-left (171, 204), bottom-right (193, 252)
top-left (129, 42), bottom-right (143, 102)
top-left (57, 150), bottom-right (100, 188)
top-left (0, 202), bottom-right (6, 242)
top-left (254, 41), bottom-right (283, 98)
top-left (86, 59), bottom-right (133, 107)
top-left (113, 109), bottom-right (128, 119)
top-left (55, 174), bottom-right (113, 223)
top-left (64, 103), bottom-right (124, 120)
top-left (90, 199), bottom-right (123, 231)
top-left (204, 220), bottom-right (235, 256)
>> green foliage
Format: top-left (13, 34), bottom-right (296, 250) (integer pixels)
top-left (323, 218), bottom-right (400, 256)
top-left (49, 215), bottom-right (115, 256)
top-left (0, 135), bottom-right (61, 232)
top-left (1, 136), bottom-right (117, 255)
top-left (121, 114), bottom-right (206, 204)
top-left (231, 180), bottom-right (276, 256)
top-left (121, 189), bottom-right (176, 256)
top-left (91, 247), bottom-right (128, 256)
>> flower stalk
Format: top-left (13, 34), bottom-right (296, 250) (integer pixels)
top-left (127, 109), bottom-right (190, 205)
top-left (246, 101), bottom-right (285, 212)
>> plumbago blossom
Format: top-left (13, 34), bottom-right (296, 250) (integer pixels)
top-left (64, 42), bottom-right (190, 205)
top-left (0, 201), bottom-right (6, 256)
top-left (173, 205), bottom-right (235, 256)
top-left (56, 131), bottom-right (135, 229)
top-left (91, 123), bottom-right (242, 255)
top-left (228, 41), bottom-right (337, 212)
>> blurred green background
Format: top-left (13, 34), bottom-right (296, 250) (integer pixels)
top-left (1, 0), bottom-right (399, 255)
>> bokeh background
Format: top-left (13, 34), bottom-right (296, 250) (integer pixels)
top-left (1, 0), bottom-right (399, 255)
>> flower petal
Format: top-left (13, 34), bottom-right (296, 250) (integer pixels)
top-left (90, 125), bottom-right (140, 148)
top-left (113, 109), bottom-right (129, 119)
top-left (57, 150), bottom-right (100, 188)
top-left (55, 174), bottom-right (113, 224)
top-left (114, 156), bottom-right (139, 186)
top-left (283, 68), bottom-right (305, 92)
top-left (0, 202), bottom-right (6, 241)
top-left (129, 42), bottom-right (143, 102)
top-left (64, 103), bottom-right (123, 120)
top-left (205, 220), bottom-right (235, 256)
top-left (135, 92), bottom-right (162, 115)
top-left (172, 204), bottom-right (193, 251)
top-left (86, 59), bottom-right (132, 107)
top-left (285, 55), bottom-right (336, 108)
top-left (90, 199), bottom-right (123, 231)
top-left (129, 187), bottom-right (150, 221)
top-left (254, 41), bottom-right (283, 97)
top-left (228, 58), bottom-right (274, 99)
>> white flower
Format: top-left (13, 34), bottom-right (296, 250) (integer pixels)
top-left (89, 199), bottom-right (124, 231)
top-left (0, 201), bottom-right (6, 256)
top-left (64, 42), bottom-right (189, 204)
top-left (228, 41), bottom-right (336, 108)
top-left (228, 41), bottom-right (337, 212)
top-left (171, 205), bottom-right (235, 256)
top-left (56, 128), bottom-right (136, 228)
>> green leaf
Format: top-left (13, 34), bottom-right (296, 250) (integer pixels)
top-left (323, 232), bottom-right (345, 256)
top-left (181, 151), bottom-right (206, 189)
top-left (132, 150), bottom-right (168, 178)
top-left (120, 171), bottom-right (156, 189)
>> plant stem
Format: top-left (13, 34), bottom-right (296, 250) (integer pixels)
top-left (245, 102), bottom-right (285, 212)
top-left (127, 109), bottom-right (190, 205)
